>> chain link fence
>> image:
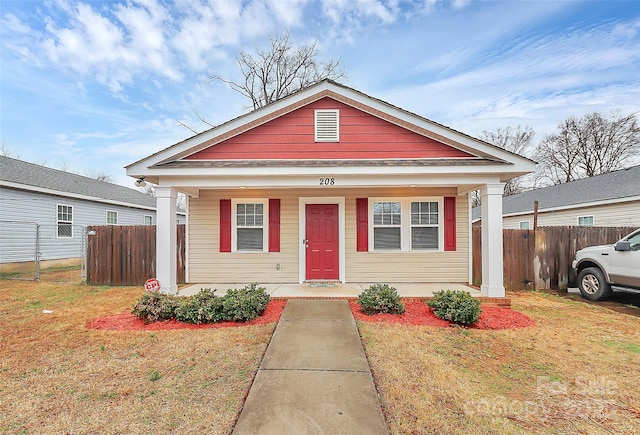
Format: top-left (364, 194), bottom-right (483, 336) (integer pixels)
top-left (0, 221), bottom-right (86, 283)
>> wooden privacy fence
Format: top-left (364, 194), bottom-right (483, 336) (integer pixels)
top-left (472, 226), bottom-right (637, 291)
top-left (86, 225), bottom-right (185, 286)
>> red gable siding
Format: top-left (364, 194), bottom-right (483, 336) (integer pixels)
top-left (186, 98), bottom-right (473, 160)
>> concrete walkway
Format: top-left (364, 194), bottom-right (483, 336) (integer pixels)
top-left (232, 300), bottom-right (389, 435)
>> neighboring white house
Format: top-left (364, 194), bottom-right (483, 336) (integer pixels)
top-left (0, 155), bottom-right (185, 264)
top-left (127, 80), bottom-right (536, 298)
top-left (472, 165), bottom-right (640, 229)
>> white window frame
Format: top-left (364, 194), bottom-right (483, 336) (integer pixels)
top-left (368, 197), bottom-right (444, 252)
top-left (577, 215), bottom-right (594, 227)
top-left (57, 204), bottom-right (73, 238)
top-left (232, 198), bottom-right (269, 253)
top-left (144, 215), bottom-right (153, 225)
top-left (106, 210), bottom-right (118, 225)
top-left (519, 221), bottom-right (531, 230)
top-left (314, 109), bottom-right (339, 142)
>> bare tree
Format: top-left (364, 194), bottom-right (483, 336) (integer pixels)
top-left (535, 111), bottom-right (640, 185)
top-left (480, 126), bottom-right (535, 197)
top-left (85, 170), bottom-right (115, 183)
top-left (212, 31), bottom-right (346, 110)
top-left (0, 139), bottom-right (15, 157)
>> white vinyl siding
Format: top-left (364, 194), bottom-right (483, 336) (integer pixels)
top-left (187, 188), bottom-right (468, 284)
top-left (1, 186), bottom-right (161, 263)
top-left (106, 210), bottom-right (118, 225)
top-left (57, 205), bottom-right (73, 238)
top-left (501, 200), bottom-right (640, 229)
top-left (232, 199), bottom-right (268, 252)
top-left (314, 109), bottom-right (339, 142)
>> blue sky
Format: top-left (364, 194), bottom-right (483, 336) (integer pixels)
top-left (1, 0), bottom-right (639, 187)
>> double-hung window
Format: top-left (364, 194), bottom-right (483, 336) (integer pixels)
top-left (57, 205), bottom-right (73, 238)
top-left (410, 201), bottom-right (439, 249)
top-left (370, 198), bottom-right (443, 251)
top-left (107, 210), bottom-right (118, 225)
top-left (373, 202), bottom-right (402, 249)
top-left (577, 215), bottom-right (594, 227)
top-left (233, 199), bottom-right (268, 252)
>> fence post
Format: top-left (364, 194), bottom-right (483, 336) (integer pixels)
top-left (35, 224), bottom-right (41, 281)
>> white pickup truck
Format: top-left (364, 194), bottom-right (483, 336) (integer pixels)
top-left (572, 228), bottom-right (640, 301)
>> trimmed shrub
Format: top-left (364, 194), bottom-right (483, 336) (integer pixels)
top-left (175, 289), bottom-right (224, 324)
top-left (357, 283), bottom-right (405, 315)
top-left (427, 290), bottom-right (482, 326)
top-left (131, 292), bottom-right (178, 322)
top-left (221, 283), bottom-right (270, 322)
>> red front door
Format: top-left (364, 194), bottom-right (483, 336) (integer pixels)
top-left (305, 204), bottom-right (339, 280)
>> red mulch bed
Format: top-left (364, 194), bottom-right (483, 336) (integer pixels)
top-left (349, 301), bottom-right (535, 330)
top-left (86, 300), bottom-right (534, 331)
top-left (86, 300), bottom-right (287, 331)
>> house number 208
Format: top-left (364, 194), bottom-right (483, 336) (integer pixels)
top-left (320, 178), bottom-right (335, 186)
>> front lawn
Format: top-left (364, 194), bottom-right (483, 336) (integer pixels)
top-left (0, 281), bottom-right (274, 434)
top-left (3, 280), bottom-right (639, 434)
top-left (359, 291), bottom-right (640, 434)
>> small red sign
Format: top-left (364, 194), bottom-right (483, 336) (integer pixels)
top-left (144, 278), bottom-right (161, 292)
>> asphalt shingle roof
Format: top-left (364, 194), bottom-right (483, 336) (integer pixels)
top-left (472, 165), bottom-right (640, 220)
top-left (0, 155), bottom-right (156, 208)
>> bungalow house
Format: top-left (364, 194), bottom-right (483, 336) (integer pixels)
top-left (126, 80), bottom-right (535, 297)
top-left (472, 165), bottom-right (640, 229)
top-left (0, 155), bottom-right (185, 265)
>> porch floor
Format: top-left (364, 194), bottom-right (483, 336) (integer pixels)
top-left (178, 282), bottom-right (481, 298)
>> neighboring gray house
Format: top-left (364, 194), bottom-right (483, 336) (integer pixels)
top-left (472, 165), bottom-right (640, 229)
top-left (0, 155), bottom-right (185, 264)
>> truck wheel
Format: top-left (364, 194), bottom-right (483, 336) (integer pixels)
top-left (577, 267), bottom-right (612, 301)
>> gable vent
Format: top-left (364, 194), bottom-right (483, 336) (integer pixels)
top-left (315, 109), bottom-right (339, 142)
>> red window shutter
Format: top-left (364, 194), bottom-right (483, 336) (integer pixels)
top-left (356, 198), bottom-right (368, 252)
top-left (220, 199), bottom-right (231, 252)
top-left (444, 197), bottom-right (456, 251)
top-left (269, 199), bottom-right (280, 252)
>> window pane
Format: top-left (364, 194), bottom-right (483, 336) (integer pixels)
top-left (255, 203), bottom-right (263, 214)
top-left (412, 227), bottom-right (438, 249)
top-left (578, 216), bottom-right (593, 227)
top-left (237, 228), bottom-right (263, 250)
top-left (246, 215), bottom-right (255, 226)
top-left (107, 211), bottom-right (118, 224)
top-left (255, 215), bottom-right (263, 226)
top-left (374, 228), bottom-right (401, 250)
top-left (237, 204), bottom-right (245, 214)
top-left (410, 201), bottom-right (439, 226)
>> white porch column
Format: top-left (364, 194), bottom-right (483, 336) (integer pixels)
top-left (155, 187), bottom-right (178, 294)
top-left (480, 183), bottom-right (506, 297)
